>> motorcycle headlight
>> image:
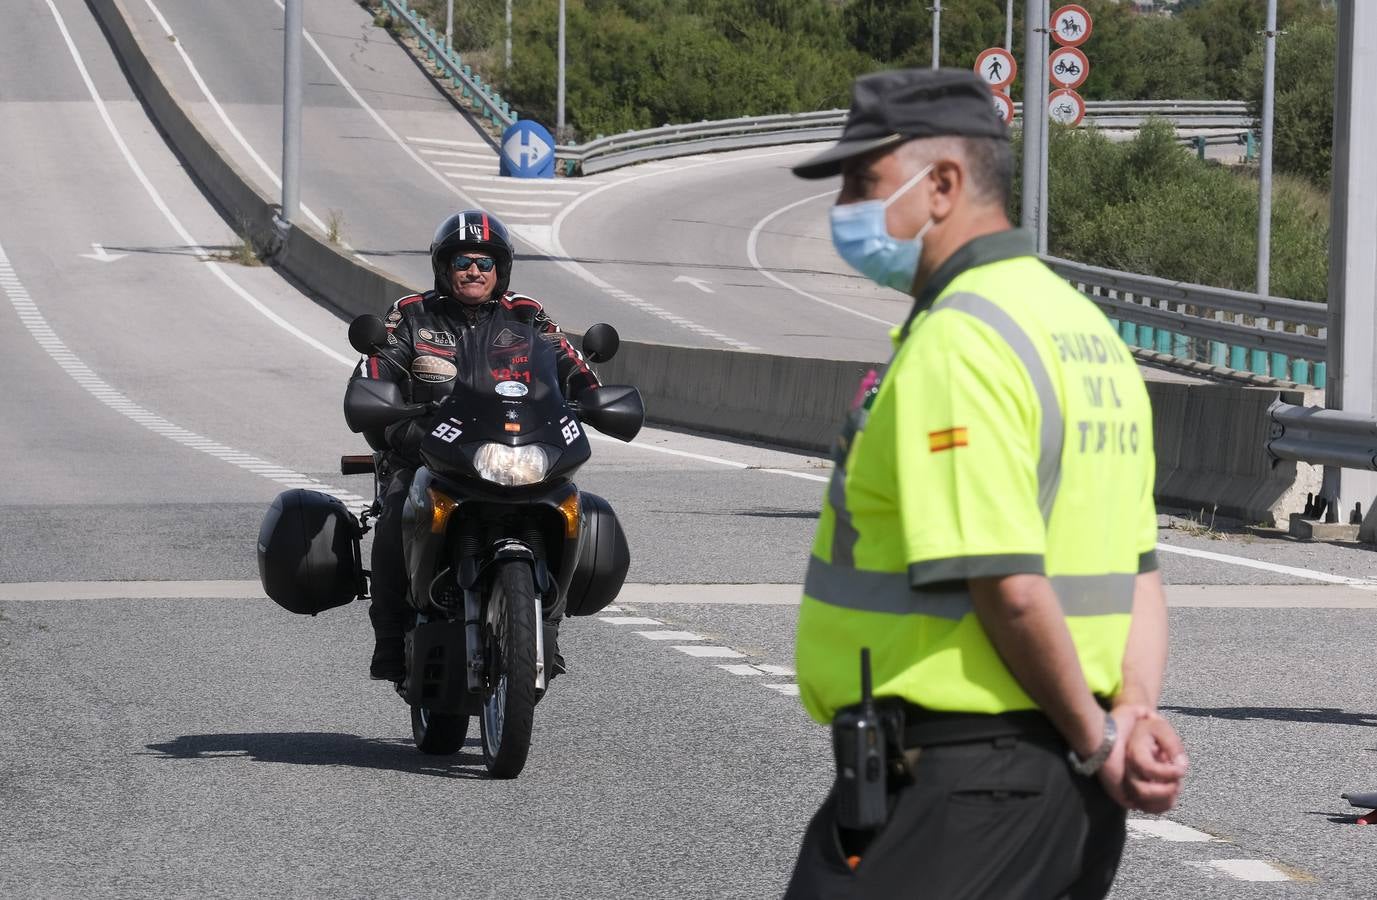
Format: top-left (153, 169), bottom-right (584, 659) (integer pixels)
top-left (473, 443), bottom-right (549, 486)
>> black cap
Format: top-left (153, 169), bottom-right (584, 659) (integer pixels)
top-left (793, 68), bottom-right (1009, 179)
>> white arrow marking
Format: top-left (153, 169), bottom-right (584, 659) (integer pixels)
top-left (674, 275), bottom-right (715, 294)
top-left (80, 243), bottom-right (127, 263)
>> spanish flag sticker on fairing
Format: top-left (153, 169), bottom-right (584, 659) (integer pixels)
top-left (928, 427), bottom-right (969, 453)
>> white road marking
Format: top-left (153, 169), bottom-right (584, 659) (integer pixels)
top-left (0, 581), bottom-right (267, 601)
top-left (746, 190), bottom-right (898, 328)
top-left (1127, 818), bottom-right (1219, 842)
top-left (597, 616), bottom-right (664, 626)
top-left (764, 683), bottom-right (800, 696)
top-left (42, 0), bottom-right (353, 368)
top-left (1188, 860), bottom-right (1293, 882)
top-left (406, 136), bottom-right (494, 149)
top-left (586, 432), bottom-right (829, 483)
top-left (717, 663), bottom-right (766, 676)
top-left (420, 148), bottom-right (497, 159)
top-left (1156, 544), bottom-right (1377, 587)
top-left (0, 243), bottom-right (368, 513)
top-left (633, 630), bottom-right (704, 641)
top-left (469, 185), bottom-right (581, 197)
top-left (473, 197), bottom-right (565, 208)
top-left (437, 162), bottom-right (500, 171)
top-left (673, 645), bottom-right (745, 658)
top-left (139, 0), bottom-right (344, 244)
top-left (756, 664), bottom-right (795, 676)
top-left (484, 210), bottom-right (554, 219)
top-left (602, 604), bottom-right (624, 612)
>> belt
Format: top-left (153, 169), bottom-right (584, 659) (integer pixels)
top-left (894, 703), bottom-right (1065, 749)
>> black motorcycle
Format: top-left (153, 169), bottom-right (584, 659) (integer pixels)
top-left (257, 315), bottom-right (642, 778)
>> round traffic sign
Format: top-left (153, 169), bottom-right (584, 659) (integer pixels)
top-left (1048, 88), bottom-right (1086, 127)
top-left (1051, 4), bottom-right (1093, 48)
top-left (1048, 46), bottom-right (1089, 90)
top-left (990, 90), bottom-right (1014, 125)
top-left (974, 47), bottom-right (1017, 91)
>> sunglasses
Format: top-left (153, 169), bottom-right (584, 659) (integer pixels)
top-left (451, 254), bottom-right (496, 273)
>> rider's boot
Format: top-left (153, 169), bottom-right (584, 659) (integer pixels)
top-left (368, 602), bottom-right (407, 682)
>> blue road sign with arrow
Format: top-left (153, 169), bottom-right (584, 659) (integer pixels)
top-left (500, 120), bottom-right (556, 178)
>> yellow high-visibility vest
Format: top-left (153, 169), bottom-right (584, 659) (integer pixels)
top-left (796, 230), bottom-right (1157, 722)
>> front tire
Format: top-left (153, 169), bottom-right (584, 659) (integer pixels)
top-left (411, 705), bottom-right (468, 755)
top-left (479, 561), bottom-right (538, 778)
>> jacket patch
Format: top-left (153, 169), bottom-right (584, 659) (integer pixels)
top-left (416, 328), bottom-right (456, 347)
top-left (492, 327), bottom-right (524, 349)
top-left (412, 355), bottom-right (457, 383)
top-left (928, 427), bottom-right (969, 453)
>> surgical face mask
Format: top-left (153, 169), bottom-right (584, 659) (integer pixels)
top-left (829, 164), bottom-right (935, 292)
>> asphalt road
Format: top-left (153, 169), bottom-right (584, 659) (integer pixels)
top-left (3, 1), bottom-right (1376, 898)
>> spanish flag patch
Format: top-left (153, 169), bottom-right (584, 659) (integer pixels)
top-left (928, 427), bottom-right (969, 452)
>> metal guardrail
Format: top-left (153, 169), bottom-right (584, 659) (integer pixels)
top-left (1044, 257), bottom-right (1327, 387)
top-left (555, 101), bottom-right (1253, 174)
top-left (1266, 401), bottom-right (1377, 470)
top-left (380, 0), bottom-right (516, 129)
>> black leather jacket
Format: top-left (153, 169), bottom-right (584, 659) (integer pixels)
top-left (351, 289), bottom-right (600, 466)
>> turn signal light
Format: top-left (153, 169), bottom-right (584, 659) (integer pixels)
top-left (428, 487), bottom-right (458, 534)
top-left (557, 492), bottom-right (581, 539)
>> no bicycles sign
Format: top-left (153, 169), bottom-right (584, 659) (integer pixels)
top-left (1048, 46), bottom-right (1089, 90)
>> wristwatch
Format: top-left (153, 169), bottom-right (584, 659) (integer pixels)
top-left (1067, 712), bottom-right (1117, 776)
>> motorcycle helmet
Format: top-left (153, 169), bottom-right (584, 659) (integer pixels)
top-left (429, 210), bottom-right (514, 299)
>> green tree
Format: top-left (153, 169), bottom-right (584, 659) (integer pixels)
top-left (1242, 12), bottom-right (1336, 187)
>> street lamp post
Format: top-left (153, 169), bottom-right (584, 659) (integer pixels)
top-left (557, 0), bottom-right (566, 140)
top-left (446, 0), bottom-right (453, 52)
top-left (1257, 0), bottom-right (1278, 295)
top-left (932, 1), bottom-right (942, 69)
top-left (1020, 0), bottom-right (1045, 239)
top-left (281, 0), bottom-right (302, 226)
top-left (1006, 0), bottom-right (1015, 51)
top-left (505, 0), bottom-right (512, 72)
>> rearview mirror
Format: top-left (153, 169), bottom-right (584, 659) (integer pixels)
top-left (343, 377), bottom-right (426, 433)
top-left (348, 315), bottom-right (390, 356)
top-left (582, 324), bottom-right (620, 364)
top-left (577, 385), bottom-right (644, 442)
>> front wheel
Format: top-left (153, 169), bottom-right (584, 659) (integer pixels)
top-left (479, 561), bottom-right (538, 778)
top-left (411, 705), bottom-right (468, 755)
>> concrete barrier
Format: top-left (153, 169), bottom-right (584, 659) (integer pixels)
top-left (91, 0), bottom-right (1309, 525)
top-left (1148, 383), bottom-right (1319, 525)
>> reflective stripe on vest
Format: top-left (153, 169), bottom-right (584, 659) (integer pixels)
top-left (804, 555), bottom-right (1135, 619)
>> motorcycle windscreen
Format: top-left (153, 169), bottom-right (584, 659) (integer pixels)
top-left (449, 317), bottom-right (563, 406)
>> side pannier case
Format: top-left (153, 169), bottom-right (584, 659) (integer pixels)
top-left (257, 489), bottom-right (365, 615)
top-left (565, 491), bottom-right (630, 617)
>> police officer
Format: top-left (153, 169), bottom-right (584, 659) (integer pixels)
top-left (784, 69), bottom-right (1188, 898)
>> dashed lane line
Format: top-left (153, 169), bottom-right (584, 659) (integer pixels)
top-left (405, 136), bottom-right (494, 149)
top-left (1187, 860), bottom-right (1294, 883)
top-left (633, 630), bottom-right (704, 641)
top-left (672, 645), bottom-right (745, 659)
top-left (1127, 819), bottom-right (1218, 842)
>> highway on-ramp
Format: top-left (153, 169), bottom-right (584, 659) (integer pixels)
top-left (2, 1), bottom-right (1376, 898)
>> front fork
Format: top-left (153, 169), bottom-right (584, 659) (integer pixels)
top-left (459, 541), bottom-right (551, 695)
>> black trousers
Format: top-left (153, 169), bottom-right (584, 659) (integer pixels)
top-left (783, 731), bottom-right (1126, 900)
top-left (368, 468), bottom-right (414, 638)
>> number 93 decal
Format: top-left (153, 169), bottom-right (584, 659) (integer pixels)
top-left (431, 423), bottom-right (462, 443)
top-left (561, 420), bottom-right (581, 445)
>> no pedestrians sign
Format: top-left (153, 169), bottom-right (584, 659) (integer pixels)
top-left (974, 47), bottom-right (1017, 91)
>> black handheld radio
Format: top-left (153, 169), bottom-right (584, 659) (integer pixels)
top-left (831, 648), bottom-right (889, 831)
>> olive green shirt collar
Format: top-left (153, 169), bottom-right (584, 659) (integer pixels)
top-left (901, 228), bottom-right (1036, 339)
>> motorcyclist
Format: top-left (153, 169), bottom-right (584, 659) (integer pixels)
top-left (350, 210), bottom-right (601, 681)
